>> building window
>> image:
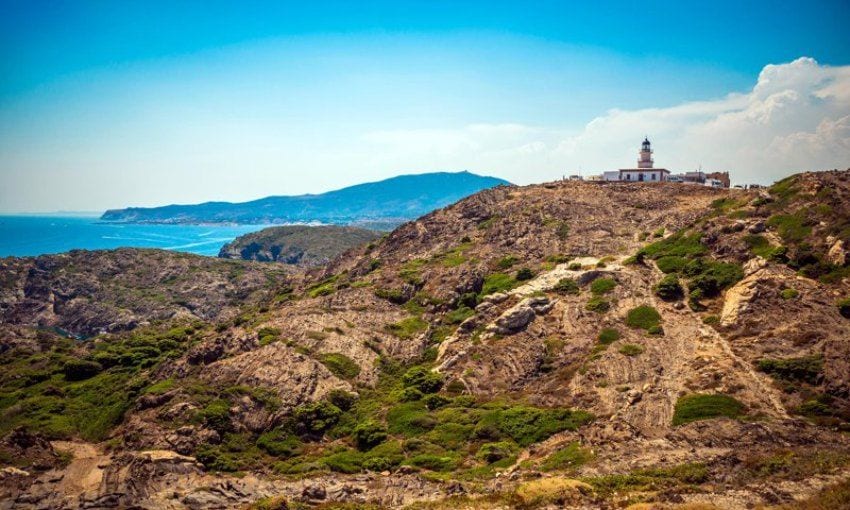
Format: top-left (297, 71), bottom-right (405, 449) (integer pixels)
top-left (652, 173), bottom-right (656, 180)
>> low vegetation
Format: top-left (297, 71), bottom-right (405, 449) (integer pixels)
top-left (672, 393), bottom-right (744, 426)
top-left (757, 355), bottom-right (823, 385)
top-left (654, 274), bottom-right (683, 300)
top-left (540, 442), bottom-right (593, 472)
top-left (625, 305), bottom-right (661, 331)
top-left (0, 323), bottom-right (201, 441)
top-left (585, 296), bottom-right (610, 313)
top-left (589, 277), bottom-right (616, 295)
top-left (597, 328), bottom-right (620, 345)
top-left (552, 277), bottom-right (579, 294)
top-left (618, 344), bottom-right (644, 357)
top-left (637, 229), bottom-right (744, 308)
top-left (318, 353), bottom-right (361, 380)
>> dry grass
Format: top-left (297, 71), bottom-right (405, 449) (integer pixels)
top-left (514, 477), bottom-right (593, 507)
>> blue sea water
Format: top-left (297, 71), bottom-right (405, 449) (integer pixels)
top-left (0, 216), bottom-right (272, 258)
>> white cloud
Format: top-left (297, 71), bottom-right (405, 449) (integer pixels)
top-left (362, 57), bottom-right (850, 185)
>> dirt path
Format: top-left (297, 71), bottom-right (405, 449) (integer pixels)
top-left (50, 441), bottom-right (110, 500)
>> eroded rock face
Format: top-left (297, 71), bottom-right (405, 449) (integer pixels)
top-left (200, 343), bottom-right (351, 410)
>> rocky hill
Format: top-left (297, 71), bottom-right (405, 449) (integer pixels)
top-left (2, 171), bottom-right (850, 509)
top-left (101, 171), bottom-right (509, 225)
top-left (218, 225), bottom-right (381, 266)
top-left (0, 248), bottom-right (290, 342)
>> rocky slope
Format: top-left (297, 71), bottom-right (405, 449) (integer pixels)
top-left (218, 225), bottom-right (381, 266)
top-left (2, 171), bottom-right (850, 509)
top-left (0, 248), bottom-right (290, 342)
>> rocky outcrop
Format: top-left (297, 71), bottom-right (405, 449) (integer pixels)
top-left (488, 296), bottom-right (555, 335)
top-left (199, 343), bottom-right (352, 411)
top-left (218, 225), bottom-right (381, 265)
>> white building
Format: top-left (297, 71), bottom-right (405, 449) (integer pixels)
top-left (611, 138), bottom-right (670, 182)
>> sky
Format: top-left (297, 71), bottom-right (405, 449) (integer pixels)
top-left (1, 1), bottom-right (849, 213)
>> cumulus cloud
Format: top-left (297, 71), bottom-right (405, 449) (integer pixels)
top-left (362, 57), bottom-right (850, 185)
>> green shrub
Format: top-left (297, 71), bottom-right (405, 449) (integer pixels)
top-left (476, 441), bottom-right (518, 463)
top-left (423, 394), bottom-right (450, 410)
top-left (618, 344), bottom-right (644, 356)
top-left (402, 366), bottom-right (444, 394)
top-left (399, 259), bottom-right (426, 285)
top-left (479, 406), bottom-right (593, 447)
top-left (797, 395), bottom-right (837, 418)
top-left (568, 262), bottom-right (582, 270)
top-left (444, 306), bottom-right (474, 325)
top-left (374, 288), bottom-right (408, 304)
top-left (144, 378), bottom-right (175, 395)
top-left (838, 298), bottom-right (850, 319)
top-left (780, 288), bottom-right (799, 300)
top-left (647, 325), bottom-right (664, 336)
top-left (672, 393), bottom-right (744, 426)
top-left (767, 213), bottom-right (811, 242)
top-left (496, 256), bottom-right (518, 269)
top-left (363, 440), bottom-right (404, 470)
top-left (702, 315), bottom-right (720, 325)
top-left (655, 255), bottom-right (688, 274)
top-left (585, 296), bottom-right (610, 313)
top-left (425, 422), bottom-right (474, 450)
top-left (625, 305), bottom-right (661, 331)
top-left (318, 353), bottom-right (361, 380)
top-left (541, 442), bottom-right (593, 472)
top-left (638, 231), bottom-right (707, 260)
top-left (199, 399), bottom-right (232, 433)
top-left (257, 327), bottom-right (281, 346)
top-left (387, 402), bottom-right (436, 436)
top-left (321, 448), bottom-right (364, 473)
top-left (385, 316), bottom-right (428, 339)
top-left (194, 443), bottom-right (240, 472)
top-left (399, 387), bottom-right (424, 402)
top-left (515, 268), bottom-right (535, 281)
top-left (406, 453), bottom-right (460, 472)
top-left (757, 355), bottom-right (823, 385)
top-left (597, 328), bottom-right (620, 345)
top-left (590, 277), bottom-right (616, 295)
top-left (62, 359), bottom-right (103, 381)
top-left (327, 389), bottom-right (357, 411)
top-left (654, 274), bottom-right (683, 301)
top-left (683, 259), bottom-right (744, 297)
top-left (552, 278), bottom-right (579, 295)
top-left (353, 421), bottom-right (388, 451)
top-left (481, 273), bottom-right (518, 296)
top-left (293, 400), bottom-right (342, 435)
top-left (308, 282), bottom-right (336, 298)
top-left (256, 429), bottom-right (302, 458)
top-left (744, 234), bottom-right (776, 258)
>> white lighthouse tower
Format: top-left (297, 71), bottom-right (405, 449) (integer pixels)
top-left (614, 137), bottom-right (670, 182)
top-left (637, 137), bottom-right (653, 168)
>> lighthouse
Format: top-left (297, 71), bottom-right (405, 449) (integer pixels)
top-left (638, 137), bottom-right (653, 169)
top-left (610, 138), bottom-right (670, 182)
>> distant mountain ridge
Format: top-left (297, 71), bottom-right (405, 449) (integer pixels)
top-left (101, 171), bottom-right (509, 225)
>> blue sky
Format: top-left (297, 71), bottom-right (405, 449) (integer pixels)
top-left (1, 1), bottom-right (849, 212)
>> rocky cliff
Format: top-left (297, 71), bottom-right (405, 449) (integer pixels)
top-left (2, 171), bottom-right (850, 510)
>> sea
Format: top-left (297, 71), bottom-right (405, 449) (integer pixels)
top-left (0, 215), bottom-right (272, 258)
